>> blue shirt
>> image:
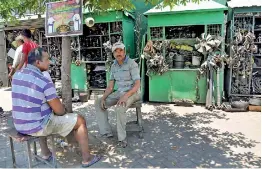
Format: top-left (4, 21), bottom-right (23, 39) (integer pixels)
top-left (110, 56), bottom-right (140, 92)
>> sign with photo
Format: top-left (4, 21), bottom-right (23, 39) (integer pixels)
top-left (45, 0), bottom-right (83, 37)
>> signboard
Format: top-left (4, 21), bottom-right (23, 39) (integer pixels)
top-left (45, 0), bottom-right (83, 37)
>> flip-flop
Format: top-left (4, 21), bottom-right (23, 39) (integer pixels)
top-left (45, 155), bottom-right (54, 162)
top-left (82, 155), bottom-right (102, 168)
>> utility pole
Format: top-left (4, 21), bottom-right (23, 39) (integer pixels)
top-left (61, 37), bottom-right (72, 113)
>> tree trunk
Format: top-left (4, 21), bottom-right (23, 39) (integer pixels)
top-left (61, 36), bottom-right (72, 113)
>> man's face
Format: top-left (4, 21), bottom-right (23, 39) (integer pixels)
top-left (36, 52), bottom-right (50, 71)
top-left (16, 40), bottom-right (22, 47)
top-left (22, 35), bottom-right (28, 42)
top-left (113, 48), bottom-right (125, 62)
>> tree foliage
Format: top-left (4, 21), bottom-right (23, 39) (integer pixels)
top-left (0, 0), bottom-right (200, 22)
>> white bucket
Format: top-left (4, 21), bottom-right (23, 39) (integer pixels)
top-left (192, 56), bottom-right (201, 66)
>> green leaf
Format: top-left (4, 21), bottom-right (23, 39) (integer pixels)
top-left (1, 0), bottom-right (203, 22)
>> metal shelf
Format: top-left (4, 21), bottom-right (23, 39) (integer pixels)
top-left (88, 87), bottom-right (106, 91)
top-left (253, 67), bottom-right (261, 69)
top-left (169, 68), bottom-right (199, 71)
top-left (254, 29), bottom-right (261, 31)
top-left (230, 94), bottom-right (261, 97)
top-left (254, 42), bottom-right (261, 44)
top-left (253, 54), bottom-right (261, 56)
top-left (81, 47), bottom-right (101, 49)
top-left (110, 32), bottom-right (122, 35)
top-left (82, 61), bottom-right (106, 64)
top-left (85, 35), bottom-right (104, 37)
top-left (165, 38), bottom-right (196, 41)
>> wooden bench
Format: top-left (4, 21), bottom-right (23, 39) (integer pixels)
top-left (6, 128), bottom-right (57, 168)
top-left (127, 101), bottom-right (144, 138)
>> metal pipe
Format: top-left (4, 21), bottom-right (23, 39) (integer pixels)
top-left (210, 65), bottom-right (214, 107)
top-left (217, 68), bottom-right (221, 107)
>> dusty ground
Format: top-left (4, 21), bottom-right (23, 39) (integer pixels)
top-left (0, 87), bottom-right (261, 168)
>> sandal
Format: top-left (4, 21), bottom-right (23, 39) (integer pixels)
top-left (43, 153), bottom-right (54, 162)
top-left (82, 155), bottom-right (102, 168)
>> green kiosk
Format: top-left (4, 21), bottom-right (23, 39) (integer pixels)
top-left (71, 10), bottom-right (136, 98)
top-left (143, 0), bottom-right (228, 104)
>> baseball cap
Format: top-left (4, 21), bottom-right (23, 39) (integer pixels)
top-left (15, 35), bottom-right (24, 41)
top-left (112, 42), bottom-right (125, 52)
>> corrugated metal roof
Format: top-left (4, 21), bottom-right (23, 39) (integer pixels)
top-left (227, 0), bottom-right (261, 8)
top-left (144, 0), bottom-right (227, 15)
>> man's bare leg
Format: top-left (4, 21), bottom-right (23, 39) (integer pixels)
top-left (73, 115), bottom-right (93, 163)
top-left (39, 137), bottom-right (52, 159)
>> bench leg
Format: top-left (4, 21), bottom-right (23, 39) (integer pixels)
top-left (136, 107), bottom-right (143, 128)
top-left (9, 137), bottom-right (16, 168)
top-left (26, 141), bottom-right (33, 168)
top-left (33, 141), bottom-right (37, 156)
top-left (50, 135), bottom-right (57, 168)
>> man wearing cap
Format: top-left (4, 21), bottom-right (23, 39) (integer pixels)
top-left (11, 47), bottom-right (101, 167)
top-left (8, 35), bottom-right (24, 78)
top-left (95, 42), bottom-right (141, 148)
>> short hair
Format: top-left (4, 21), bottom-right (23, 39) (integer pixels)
top-left (28, 47), bottom-right (47, 65)
top-left (21, 29), bottom-right (32, 39)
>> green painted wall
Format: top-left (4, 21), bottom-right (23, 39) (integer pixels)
top-left (213, 0), bottom-right (227, 5)
top-left (149, 69), bottom-right (224, 103)
top-left (123, 18), bottom-right (135, 58)
top-left (83, 11), bottom-right (123, 23)
top-left (147, 11), bottom-right (225, 27)
top-left (71, 63), bottom-right (87, 91)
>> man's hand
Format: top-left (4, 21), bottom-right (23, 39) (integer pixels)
top-left (117, 95), bottom-right (129, 107)
top-left (100, 98), bottom-right (107, 110)
top-left (48, 98), bottom-right (65, 116)
top-left (8, 73), bottom-right (12, 79)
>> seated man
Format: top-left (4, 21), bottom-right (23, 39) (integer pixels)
top-left (11, 47), bottom-right (101, 167)
top-left (95, 42), bottom-right (141, 148)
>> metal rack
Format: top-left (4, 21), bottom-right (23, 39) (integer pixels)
top-left (149, 25), bottom-right (206, 69)
top-left (79, 21), bottom-right (123, 91)
top-left (229, 12), bottom-right (261, 97)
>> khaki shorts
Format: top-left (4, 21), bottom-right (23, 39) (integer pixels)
top-left (31, 113), bottom-right (78, 137)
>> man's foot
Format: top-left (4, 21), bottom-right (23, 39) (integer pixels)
top-left (101, 133), bottom-right (113, 138)
top-left (82, 155), bottom-right (102, 168)
top-left (117, 139), bottom-right (127, 148)
top-left (42, 153), bottom-right (54, 162)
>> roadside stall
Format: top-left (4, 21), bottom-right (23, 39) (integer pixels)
top-left (227, 0), bottom-right (261, 98)
top-left (143, 0), bottom-right (228, 104)
top-left (71, 10), bottom-right (136, 99)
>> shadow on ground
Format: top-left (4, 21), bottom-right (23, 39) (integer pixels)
top-left (0, 102), bottom-right (261, 168)
top-left (74, 102), bottom-right (261, 168)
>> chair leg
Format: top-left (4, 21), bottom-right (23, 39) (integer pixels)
top-left (33, 141), bottom-right (37, 156)
top-left (26, 141), bottom-right (33, 168)
top-left (136, 108), bottom-right (139, 124)
top-left (50, 135), bottom-right (57, 168)
top-left (9, 137), bottom-right (16, 168)
top-left (136, 107), bottom-right (143, 128)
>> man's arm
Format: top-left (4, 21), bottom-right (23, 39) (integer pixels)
top-left (102, 80), bottom-right (114, 100)
top-left (123, 80), bottom-right (140, 98)
top-left (44, 82), bottom-right (65, 116)
top-left (16, 53), bottom-right (26, 70)
top-left (9, 50), bottom-right (21, 77)
top-left (124, 60), bottom-right (140, 98)
top-left (48, 98), bottom-right (65, 116)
